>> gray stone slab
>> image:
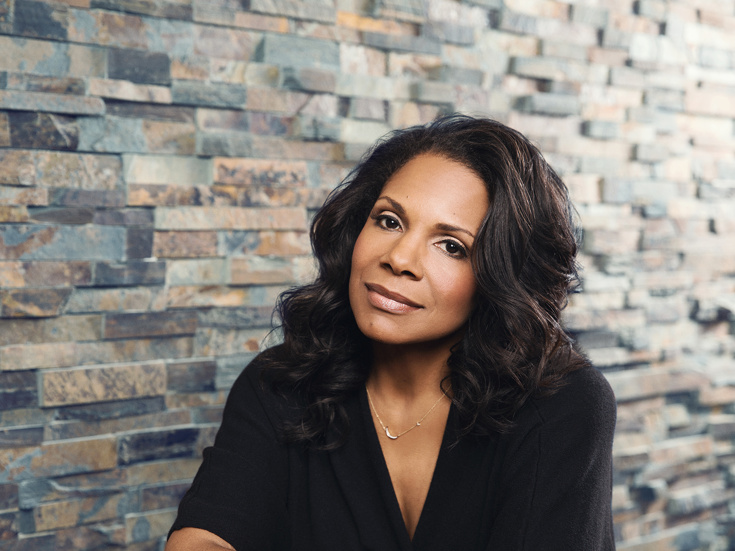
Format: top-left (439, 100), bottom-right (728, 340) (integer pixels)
top-left (255, 34), bottom-right (339, 70)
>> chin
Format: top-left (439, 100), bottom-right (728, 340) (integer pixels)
top-left (357, 320), bottom-right (464, 350)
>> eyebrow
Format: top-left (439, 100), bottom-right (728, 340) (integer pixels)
top-left (376, 195), bottom-right (476, 239)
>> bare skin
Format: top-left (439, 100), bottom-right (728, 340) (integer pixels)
top-left (366, 342), bottom-right (453, 540)
top-left (165, 527), bottom-right (235, 550)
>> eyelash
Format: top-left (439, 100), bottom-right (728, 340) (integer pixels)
top-left (371, 213), bottom-right (469, 259)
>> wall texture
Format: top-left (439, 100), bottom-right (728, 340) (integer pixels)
top-left (0, 0), bottom-right (734, 549)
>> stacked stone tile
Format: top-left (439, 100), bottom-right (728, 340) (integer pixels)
top-left (0, 0), bottom-right (734, 549)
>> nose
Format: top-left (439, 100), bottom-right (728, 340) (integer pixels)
top-left (381, 234), bottom-right (423, 279)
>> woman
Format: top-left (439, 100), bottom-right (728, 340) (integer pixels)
top-left (167, 115), bottom-right (617, 550)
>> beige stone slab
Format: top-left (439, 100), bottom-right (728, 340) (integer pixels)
top-left (340, 118), bottom-right (391, 144)
top-left (250, 136), bottom-right (345, 161)
top-left (0, 260), bottom-right (92, 290)
top-left (33, 493), bottom-right (128, 532)
top-left (0, 36), bottom-right (104, 78)
top-left (63, 287), bottom-right (160, 314)
top-left (605, 367), bottom-right (709, 402)
top-left (67, 9), bottom-right (151, 49)
top-left (0, 437), bottom-right (117, 482)
top-left (41, 361), bottom-right (167, 406)
top-left (685, 88), bottom-right (735, 118)
top-left (0, 90), bottom-right (104, 115)
top-left (0, 150), bottom-right (37, 186)
top-left (0, 314), bottom-right (101, 347)
top-left (34, 151), bottom-right (123, 191)
top-left (166, 259), bottom-right (228, 285)
top-left (0, 337), bottom-right (192, 371)
top-left (154, 206), bottom-right (306, 230)
top-left (650, 435), bottom-right (714, 465)
top-left (153, 231), bottom-right (218, 258)
top-left (193, 327), bottom-right (269, 356)
top-left (0, 206), bottom-right (29, 223)
top-left (142, 120), bottom-right (197, 155)
top-left (88, 78), bottom-right (173, 103)
top-left (123, 155), bottom-right (212, 186)
top-left (125, 458), bottom-right (201, 485)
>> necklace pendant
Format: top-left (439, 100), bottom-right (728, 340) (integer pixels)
top-left (385, 427), bottom-right (398, 440)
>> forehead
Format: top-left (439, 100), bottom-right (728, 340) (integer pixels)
top-left (379, 153), bottom-right (489, 229)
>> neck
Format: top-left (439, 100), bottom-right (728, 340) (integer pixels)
top-left (368, 340), bottom-right (454, 399)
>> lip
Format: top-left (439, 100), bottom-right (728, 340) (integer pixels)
top-left (365, 283), bottom-right (423, 313)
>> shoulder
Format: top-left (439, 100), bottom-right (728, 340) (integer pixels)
top-left (228, 344), bottom-right (289, 403)
top-left (217, 346), bottom-right (300, 443)
top-left (515, 364), bottom-right (617, 440)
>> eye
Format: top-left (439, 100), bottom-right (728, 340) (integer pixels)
top-left (374, 213), bottom-right (402, 231)
top-left (438, 239), bottom-right (468, 258)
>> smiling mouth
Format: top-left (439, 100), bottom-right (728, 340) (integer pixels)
top-left (365, 283), bottom-right (423, 313)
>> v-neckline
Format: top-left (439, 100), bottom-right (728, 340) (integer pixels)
top-left (359, 386), bottom-right (455, 549)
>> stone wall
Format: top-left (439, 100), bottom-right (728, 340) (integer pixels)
top-left (1, 0), bottom-right (734, 549)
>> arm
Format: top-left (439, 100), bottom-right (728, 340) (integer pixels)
top-left (487, 366), bottom-right (617, 550)
top-left (166, 527), bottom-right (235, 551)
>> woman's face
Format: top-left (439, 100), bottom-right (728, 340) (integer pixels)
top-left (348, 153), bottom-right (489, 348)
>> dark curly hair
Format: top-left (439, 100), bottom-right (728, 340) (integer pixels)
top-left (261, 114), bottom-right (588, 448)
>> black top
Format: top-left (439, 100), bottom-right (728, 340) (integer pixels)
top-left (170, 358), bottom-right (617, 551)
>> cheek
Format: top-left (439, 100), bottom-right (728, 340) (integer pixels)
top-left (349, 226), bottom-right (372, 289)
top-left (350, 230), bottom-right (368, 274)
top-left (436, 267), bottom-right (477, 314)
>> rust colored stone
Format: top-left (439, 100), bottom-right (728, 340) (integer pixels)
top-left (214, 157), bottom-right (308, 186)
top-left (129, 184), bottom-right (236, 207)
top-left (160, 285), bottom-right (256, 309)
top-left (0, 206), bottom-right (30, 223)
top-left (1, 287), bottom-right (72, 318)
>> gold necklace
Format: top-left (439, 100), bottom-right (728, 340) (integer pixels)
top-left (365, 385), bottom-right (447, 440)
